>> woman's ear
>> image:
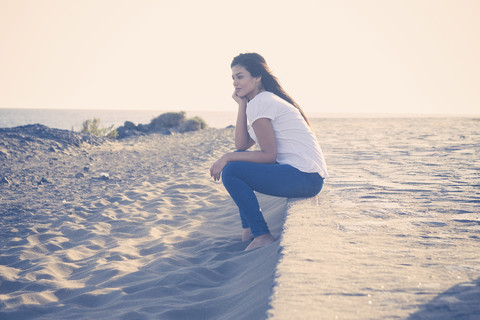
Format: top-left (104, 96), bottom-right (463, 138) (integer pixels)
top-left (255, 76), bottom-right (262, 86)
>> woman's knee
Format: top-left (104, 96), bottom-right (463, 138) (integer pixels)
top-left (221, 161), bottom-right (240, 183)
top-left (222, 161), bottom-right (250, 186)
top-left (304, 174), bottom-right (324, 197)
top-left (311, 176), bottom-right (324, 196)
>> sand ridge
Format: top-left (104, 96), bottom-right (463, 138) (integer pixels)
top-left (269, 117), bottom-right (480, 319)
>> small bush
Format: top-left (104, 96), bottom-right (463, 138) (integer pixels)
top-left (80, 118), bottom-right (118, 139)
top-left (191, 116), bottom-right (207, 129)
top-left (150, 111), bottom-right (186, 129)
top-left (179, 117), bottom-right (208, 132)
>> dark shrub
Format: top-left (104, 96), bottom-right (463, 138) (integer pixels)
top-left (150, 112), bottom-right (186, 129)
top-left (179, 117), bottom-right (208, 132)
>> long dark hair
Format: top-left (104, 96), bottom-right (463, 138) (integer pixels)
top-left (231, 52), bottom-right (311, 127)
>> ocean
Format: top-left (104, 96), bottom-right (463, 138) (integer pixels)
top-left (0, 108), bottom-right (238, 130)
top-left (1, 108), bottom-right (472, 131)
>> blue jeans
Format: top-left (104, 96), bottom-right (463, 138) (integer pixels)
top-left (221, 161), bottom-right (324, 238)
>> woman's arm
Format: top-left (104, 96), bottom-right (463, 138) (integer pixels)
top-left (210, 118), bottom-right (277, 181)
top-left (233, 92), bottom-right (256, 151)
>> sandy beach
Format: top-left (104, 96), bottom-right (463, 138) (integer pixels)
top-left (1, 117), bottom-right (479, 319)
top-left (0, 125), bottom-right (286, 319)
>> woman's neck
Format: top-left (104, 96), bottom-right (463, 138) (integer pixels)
top-left (247, 88), bottom-right (265, 102)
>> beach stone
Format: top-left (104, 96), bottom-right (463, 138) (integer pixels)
top-left (100, 172), bottom-right (110, 180)
top-left (116, 126), bottom-right (126, 137)
top-left (83, 165), bottom-right (90, 172)
top-left (38, 177), bottom-right (50, 185)
top-left (75, 172), bottom-right (84, 178)
top-left (136, 123), bottom-right (151, 133)
top-left (124, 121), bottom-right (136, 130)
top-left (116, 126), bottom-right (145, 139)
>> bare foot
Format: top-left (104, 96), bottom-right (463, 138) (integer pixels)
top-left (242, 228), bottom-right (253, 241)
top-left (245, 233), bottom-right (275, 251)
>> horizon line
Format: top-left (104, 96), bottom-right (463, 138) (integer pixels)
top-left (1, 106), bottom-right (479, 118)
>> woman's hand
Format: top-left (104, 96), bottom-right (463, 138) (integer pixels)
top-left (232, 90), bottom-right (254, 150)
top-left (210, 154), bottom-right (229, 181)
top-left (232, 91), bottom-right (247, 106)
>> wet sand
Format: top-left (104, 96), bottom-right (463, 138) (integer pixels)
top-left (269, 118), bottom-right (480, 319)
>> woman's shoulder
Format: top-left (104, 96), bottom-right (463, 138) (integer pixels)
top-left (247, 92), bottom-right (279, 119)
top-left (256, 91), bottom-right (276, 101)
top-left (248, 92), bottom-right (279, 113)
top-left (250, 91), bottom-right (286, 106)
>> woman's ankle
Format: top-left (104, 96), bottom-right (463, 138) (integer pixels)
top-left (242, 228), bottom-right (253, 241)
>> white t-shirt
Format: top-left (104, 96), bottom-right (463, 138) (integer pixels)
top-left (246, 91), bottom-right (328, 178)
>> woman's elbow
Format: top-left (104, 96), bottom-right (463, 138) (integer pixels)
top-left (235, 142), bottom-right (249, 151)
top-left (265, 151), bottom-right (277, 163)
top-left (235, 138), bottom-right (254, 151)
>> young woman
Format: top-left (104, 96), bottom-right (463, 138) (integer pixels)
top-left (210, 53), bottom-right (328, 251)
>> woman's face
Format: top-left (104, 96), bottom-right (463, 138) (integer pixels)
top-left (231, 65), bottom-right (262, 101)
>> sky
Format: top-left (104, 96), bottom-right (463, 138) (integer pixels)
top-left (0, 0), bottom-right (479, 115)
